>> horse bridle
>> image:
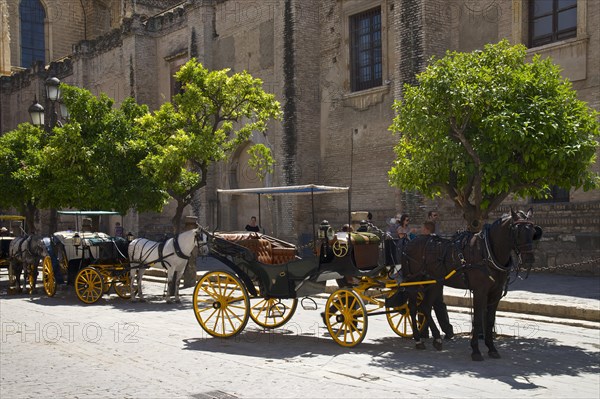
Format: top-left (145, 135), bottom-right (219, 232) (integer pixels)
top-left (482, 217), bottom-right (535, 273)
top-left (510, 219), bottom-right (537, 261)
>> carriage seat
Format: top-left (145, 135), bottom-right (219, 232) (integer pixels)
top-left (216, 233), bottom-right (296, 265)
top-left (335, 232), bottom-right (381, 270)
top-left (271, 247), bottom-right (297, 265)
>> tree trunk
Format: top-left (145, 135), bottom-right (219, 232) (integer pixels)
top-left (171, 200), bottom-right (186, 234)
top-left (462, 204), bottom-right (485, 233)
top-left (171, 199), bottom-right (196, 288)
top-left (24, 202), bottom-right (37, 234)
top-left (182, 252), bottom-right (197, 288)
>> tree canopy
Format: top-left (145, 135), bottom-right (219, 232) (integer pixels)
top-left (389, 40), bottom-right (599, 230)
top-left (37, 85), bottom-right (165, 215)
top-left (135, 59), bottom-right (281, 232)
top-left (0, 85), bottom-right (165, 232)
top-left (0, 123), bottom-right (46, 232)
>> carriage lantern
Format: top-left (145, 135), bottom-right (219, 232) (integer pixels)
top-left (318, 220), bottom-right (330, 239)
top-left (72, 233), bottom-right (81, 247)
top-left (126, 232), bottom-right (134, 242)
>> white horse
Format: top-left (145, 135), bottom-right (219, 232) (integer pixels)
top-left (128, 228), bottom-right (201, 303)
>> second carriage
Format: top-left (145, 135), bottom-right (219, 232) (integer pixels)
top-left (42, 210), bottom-right (133, 304)
top-left (192, 185), bottom-right (428, 347)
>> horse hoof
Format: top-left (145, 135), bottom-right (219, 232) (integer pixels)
top-left (174, 299), bottom-right (181, 304)
top-left (433, 339), bottom-right (443, 351)
top-left (416, 342), bottom-right (426, 350)
top-left (489, 351), bottom-right (501, 359)
top-left (471, 353), bottom-right (484, 361)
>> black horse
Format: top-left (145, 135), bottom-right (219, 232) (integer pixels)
top-left (8, 235), bottom-right (46, 294)
top-left (401, 208), bottom-right (542, 361)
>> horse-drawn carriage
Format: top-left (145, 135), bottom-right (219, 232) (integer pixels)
top-left (191, 185), bottom-right (425, 346)
top-left (192, 185), bottom-right (542, 360)
top-left (41, 211), bottom-right (132, 304)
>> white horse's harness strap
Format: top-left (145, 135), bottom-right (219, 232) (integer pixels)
top-left (173, 235), bottom-right (190, 260)
top-left (132, 236), bottom-right (190, 270)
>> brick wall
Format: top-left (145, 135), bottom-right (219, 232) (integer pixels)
top-left (0, 0), bottom-right (598, 274)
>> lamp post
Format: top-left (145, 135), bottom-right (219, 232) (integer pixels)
top-left (28, 76), bottom-right (68, 130)
top-left (28, 77), bottom-right (68, 234)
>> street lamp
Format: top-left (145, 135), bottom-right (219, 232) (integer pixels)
top-left (28, 99), bottom-right (45, 126)
top-left (45, 77), bottom-right (61, 102)
top-left (28, 76), bottom-right (67, 235)
top-left (28, 76), bottom-right (66, 130)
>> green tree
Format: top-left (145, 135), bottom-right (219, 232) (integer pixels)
top-left (389, 40), bottom-right (599, 230)
top-left (0, 123), bottom-right (46, 233)
top-left (136, 59), bottom-right (281, 233)
top-left (37, 85), bottom-right (165, 218)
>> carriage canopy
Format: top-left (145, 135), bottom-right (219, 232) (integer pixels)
top-left (216, 185), bottom-right (351, 241)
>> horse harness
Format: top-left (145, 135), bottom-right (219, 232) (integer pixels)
top-left (13, 236), bottom-right (39, 260)
top-left (132, 234), bottom-right (192, 270)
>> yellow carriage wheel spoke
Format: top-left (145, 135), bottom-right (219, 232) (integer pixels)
top-left (386, 304), bottom-right (427, 338)
top-left (114, 273), bottom-right (131, 299)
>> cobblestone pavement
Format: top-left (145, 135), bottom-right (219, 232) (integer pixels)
top-left (1, 271), bottom-right (599, 399)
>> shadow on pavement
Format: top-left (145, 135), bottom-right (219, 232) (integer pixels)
top-left (182, 329), bottom-right (599, 392)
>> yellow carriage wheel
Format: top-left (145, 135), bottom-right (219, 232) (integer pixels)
top-left (249, 292), bottom-right (298, 329)
top-left (28, 268), bottom-right (36, 294)
top-left (324, 289), bottom-right (368, 347)
top-left (75, 267), bottom-right (104, 304)
top-left (42, 256), bottom-right (56, 297)
top-left (193, 270), bottom-right (249, 338)
top-left (113, 273), bottom-right (131, 299)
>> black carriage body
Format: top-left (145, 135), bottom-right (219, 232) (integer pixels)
top-left (0, 215), bottom-right (26, 269)
top-left (208, 232), bottom-right (326, 298)
top-left (206, 185), bottom-right (389, 299)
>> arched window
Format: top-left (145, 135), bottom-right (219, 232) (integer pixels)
top-left (20, 0), bottom-right (46, 68)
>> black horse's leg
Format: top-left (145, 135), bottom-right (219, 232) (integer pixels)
top-left (470, 288), bottom-right (485, 361)
top-left (485, 297), bottom-right (501, 359)
top-left (427, 285), bottom-right (444, 351)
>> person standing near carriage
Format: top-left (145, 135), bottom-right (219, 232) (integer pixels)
top-left (114, 222), bottom-right (124, 237)
top-left (422, 215), bottom-right (454, 340)
top-left (245, 216), bottom-right (260, 232)
top-left (396, 214), bottom-right (415, 240)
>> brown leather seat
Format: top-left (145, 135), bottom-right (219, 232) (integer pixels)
top-left (271, 247), bottom-right (297, 264)
top-left (216, 233), bottom-right (296, 265)
top-left (236, 238), bottom-right (272, 264)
